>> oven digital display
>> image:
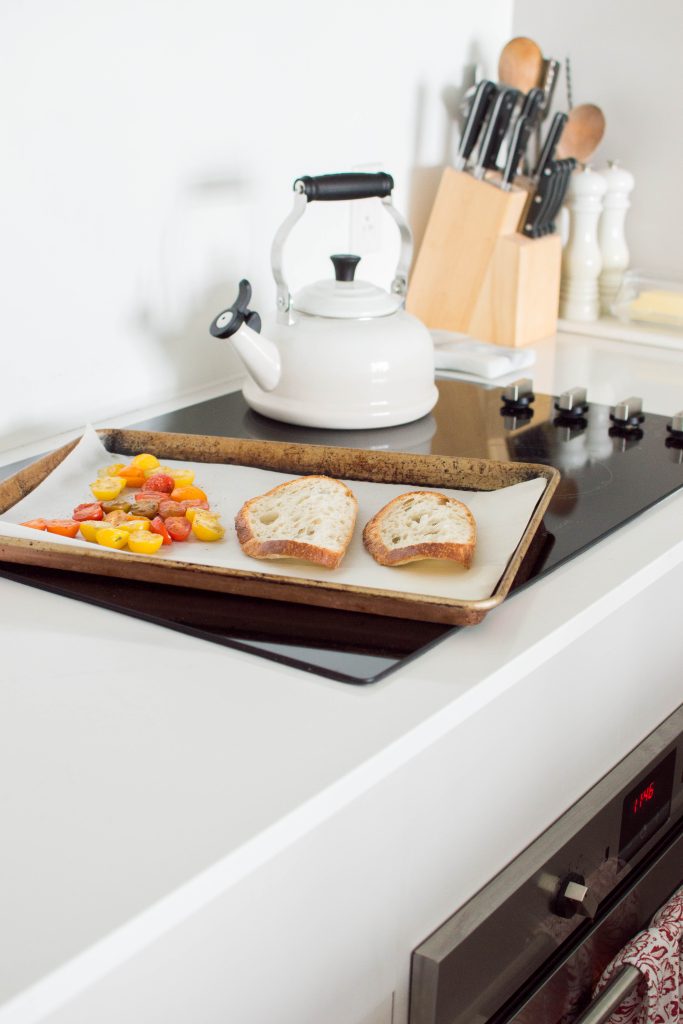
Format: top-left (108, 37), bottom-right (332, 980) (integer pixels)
top-left (619, 749), bottom-right (676, 861)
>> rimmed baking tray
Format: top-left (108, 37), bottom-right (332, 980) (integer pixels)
top-left (0, 428), bottom-right (559, 626)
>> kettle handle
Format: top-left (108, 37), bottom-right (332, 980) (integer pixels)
top-left (270, 172), bottom-right (413, 320)
top-left (294, 172), bottom-right (394, 202)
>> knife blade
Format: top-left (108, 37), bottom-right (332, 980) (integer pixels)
top-left (501, 114), bottom-right (533, 190)
top-left (520, 87), bottom-right (545, 130)
top-left (533, 111), bottom-right (568, 180)
top-left (454, 79), bottom-right (497, 171)
top-left (472, 87), bottom-right (519, 179)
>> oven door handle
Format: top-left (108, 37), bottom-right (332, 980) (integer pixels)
top-left (572, 964), bottom-right (641, 1024)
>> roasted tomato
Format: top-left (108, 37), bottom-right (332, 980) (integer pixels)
top-left (72, 502), bottom-right (104, 522)
top-left (90, 477), bottom-right (126, 501)
top-left (190, 511), bottom-right (224, 542)
top-left (150, 516), bottom-right (172, 545)
top-left (127, 530), bottom-right (164, 554)
top-left (95, 527), bottom-right (129, 549)
top-left (45, 519), bottom-right (80, 538)
top-left (117, 466), bottom-right (146, 488)
top-left (128, 499), bottom-right (159, 518)
top-left (104, 509), bottom-right (131, 527)
top-left (131, 453), bottom-right (160, 471)
top-left (165, 516), bottom-right (192, 541)
top-left (157, 500), bottom-right (186, 519)
top-left (144, 473), bottom-right (175, 494)
top-left (20, 518), bottom-right (48, 531)
top-left (170, 485), bottom-right (208, 503)
top-left (101, 498), bottom-right (132, 514)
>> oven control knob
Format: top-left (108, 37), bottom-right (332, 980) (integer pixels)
top-left (553, 872), bottom-right (599, 920)
top-left (666, 411), bottom-right (683, 444)
top-left (555, 386), bottom-right (589, 417)
top-left (500, 378), bottom-right (535, 423)
top-left (610, 396), bottom-right (645, 430)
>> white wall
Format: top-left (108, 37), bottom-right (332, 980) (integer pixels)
top-left (513, 0), bottom-right (683, 279)
top-left (1, 0), bottom-right (513, 452)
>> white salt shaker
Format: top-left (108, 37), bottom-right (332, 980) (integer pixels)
top-left (560, 166), bottom-right (607, 321)
top-left (597, 161), bottom-right (635, 314)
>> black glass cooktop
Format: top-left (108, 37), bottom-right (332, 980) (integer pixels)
top-left (2, 379), bottom-right (683, 684)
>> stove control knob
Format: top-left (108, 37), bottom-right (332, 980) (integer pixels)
top-left (502, 378), bottom-right (535, 406)
top-left (553, 872), bottom-right (599, 920)
top-left (500, 378), bottom-right (535, 425)
top-left (610, 396), bottom-right (645, 429)
top-left (555, 387), bottom-right (589, 417)
top-left (666, 411), bottom-right (683, 441)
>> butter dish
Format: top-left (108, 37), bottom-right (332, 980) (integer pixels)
top-left (432, 330), bottom-right (536, 380)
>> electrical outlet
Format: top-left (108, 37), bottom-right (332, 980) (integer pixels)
top-left (349, 161), bottom-right (383, 255)
top-left (350, 198), bottom-right (382, 255)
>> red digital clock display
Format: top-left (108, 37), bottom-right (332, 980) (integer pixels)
top-left (619, 751), bottom-right (675, 861)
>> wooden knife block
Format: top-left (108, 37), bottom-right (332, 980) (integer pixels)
top-left (407, 167), bottom-right (562, 348)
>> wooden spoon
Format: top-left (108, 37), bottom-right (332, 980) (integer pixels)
top-left (556, 103), bottom-right (606, 163)
top-left (498, 37), bottom-right (544, 92)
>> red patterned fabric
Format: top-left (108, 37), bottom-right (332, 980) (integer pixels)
top-left (592, 885), bottom-right (683, 1023)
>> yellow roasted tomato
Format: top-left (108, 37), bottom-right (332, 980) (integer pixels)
top-left (90, 476), bottom-right (127, 501)
top-left (95, 527), bottom-right (129, 549)
top-left (127, 530), bottom-right (164, 554)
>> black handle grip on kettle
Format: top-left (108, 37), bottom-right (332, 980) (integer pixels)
top-left (294, 172), bottom-right (394, 202)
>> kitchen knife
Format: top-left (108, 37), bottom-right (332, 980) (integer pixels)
top-left (521, 160), bottom-right (556, 237)
top-left (501, 114), bottom-right (533, 189)
top-left (533, 111), bottom-right (568, 180)
top-left (540, 157), bottom-right (576, 234)
top-left (454, 79), bottom-right (497, 171)
top-left (472, 87), bottom-right (519, 179)
top-left (519, 87), bottom-right (545, 130)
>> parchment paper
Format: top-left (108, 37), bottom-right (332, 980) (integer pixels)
top-left (0, 427), bottom-right (548, 602)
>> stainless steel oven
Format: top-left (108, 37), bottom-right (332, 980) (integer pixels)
top-left (410, 702), bottom-right (683, 1024)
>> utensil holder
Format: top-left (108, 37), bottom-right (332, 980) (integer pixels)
top-left (407, 167), bottom-right (562, 347)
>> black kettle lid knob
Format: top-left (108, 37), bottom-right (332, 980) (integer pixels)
top-left (330, 253), bottom-right (361, 282)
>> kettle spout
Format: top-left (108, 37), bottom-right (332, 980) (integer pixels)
top-left (210, 280), bottom-right (281, 392)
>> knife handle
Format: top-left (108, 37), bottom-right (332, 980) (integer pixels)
top-left (502, 114), bottom-right (531, 190)
top-left (533, 111), bottom-right (568, 180)
top-left (482, 87), bottom-right (519, 170)
top-left (520, 87), bottom-right (544, 129)
top-left (455, 79), bottom-right (497, 170)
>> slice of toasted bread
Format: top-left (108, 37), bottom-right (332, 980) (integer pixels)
top-left (363, 490), bottom-right (476, 568)
top-left (235, 475), bottom-right (358, 569)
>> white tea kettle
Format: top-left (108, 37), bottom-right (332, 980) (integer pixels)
top-left (210, 172), bottom-right (438, 429)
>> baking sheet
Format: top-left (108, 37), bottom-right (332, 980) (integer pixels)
top-left (0, 427), bottom-right (547, 603)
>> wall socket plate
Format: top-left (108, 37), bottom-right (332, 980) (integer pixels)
top-left (349, 162), bottom-right (383, 256)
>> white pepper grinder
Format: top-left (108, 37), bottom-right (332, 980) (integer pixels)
top-left (597, 161), bottom-right (635, 314)
top-left (559, 166), bottom-right (607, 321)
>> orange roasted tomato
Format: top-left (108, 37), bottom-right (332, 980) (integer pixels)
top-left (45, 519), bottom-right (80, 538)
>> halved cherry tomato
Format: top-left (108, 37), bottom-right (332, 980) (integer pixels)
top-left (79, 520), bottom-right (113, 542)
top-left (180, 499), bottom-right (210, 514)
top-left (150, 516), bottom-right (172, 545)
top-left (131, 453), bottom-right (160, 470)
top-left (117, 466), bottom-right (146, 488)
top-left (116, 518), bottom-right (151, 532)
top-left (99, 462), bottom-right (126, 476)
top-left (191, 511), bottom-right (225, 542)
top-left (165, 516), bottom-right (192, 541)
top-left (95, 527), bottom-right (129, 549)
top-left (166, 467), bottom-right (195, 486)
top-left (158, 500), bottom-right (186, 519)
top-left (90, 476), bottom-right (127, 501)
top-left (134, 492), bottom-right (162, 506)
top-left (101, 498), bottom-right (132, 514)
top-left (105, 509), bottom-right (132, 527)
top-left (72, 502), bottom-right (104, 522)
top-left (128, 499), bottom-right (159, 518)
top-left (45, 519), bottom-right (80, 538)
top-left (144, 473), bottom-right (175, 494)
top-left (170, 485), bottom-right (208, 503)
top-left (20, 518), bottom-right (48, 530)
top-left (184, 503), bottom-right (212, 522)
top-left (127, 530), bottom-right (164, 554)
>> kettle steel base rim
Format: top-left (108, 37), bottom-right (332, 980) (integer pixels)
top-left (242, 380), bottom-right (439, 430)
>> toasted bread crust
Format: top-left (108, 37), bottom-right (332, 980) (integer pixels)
top-left (235, 475), bottom-right (357, 569)
top-left (363, 490), bottom-right (476, 568)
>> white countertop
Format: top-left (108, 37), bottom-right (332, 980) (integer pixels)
top-left (2, 329), bottom-right (683, 1024)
